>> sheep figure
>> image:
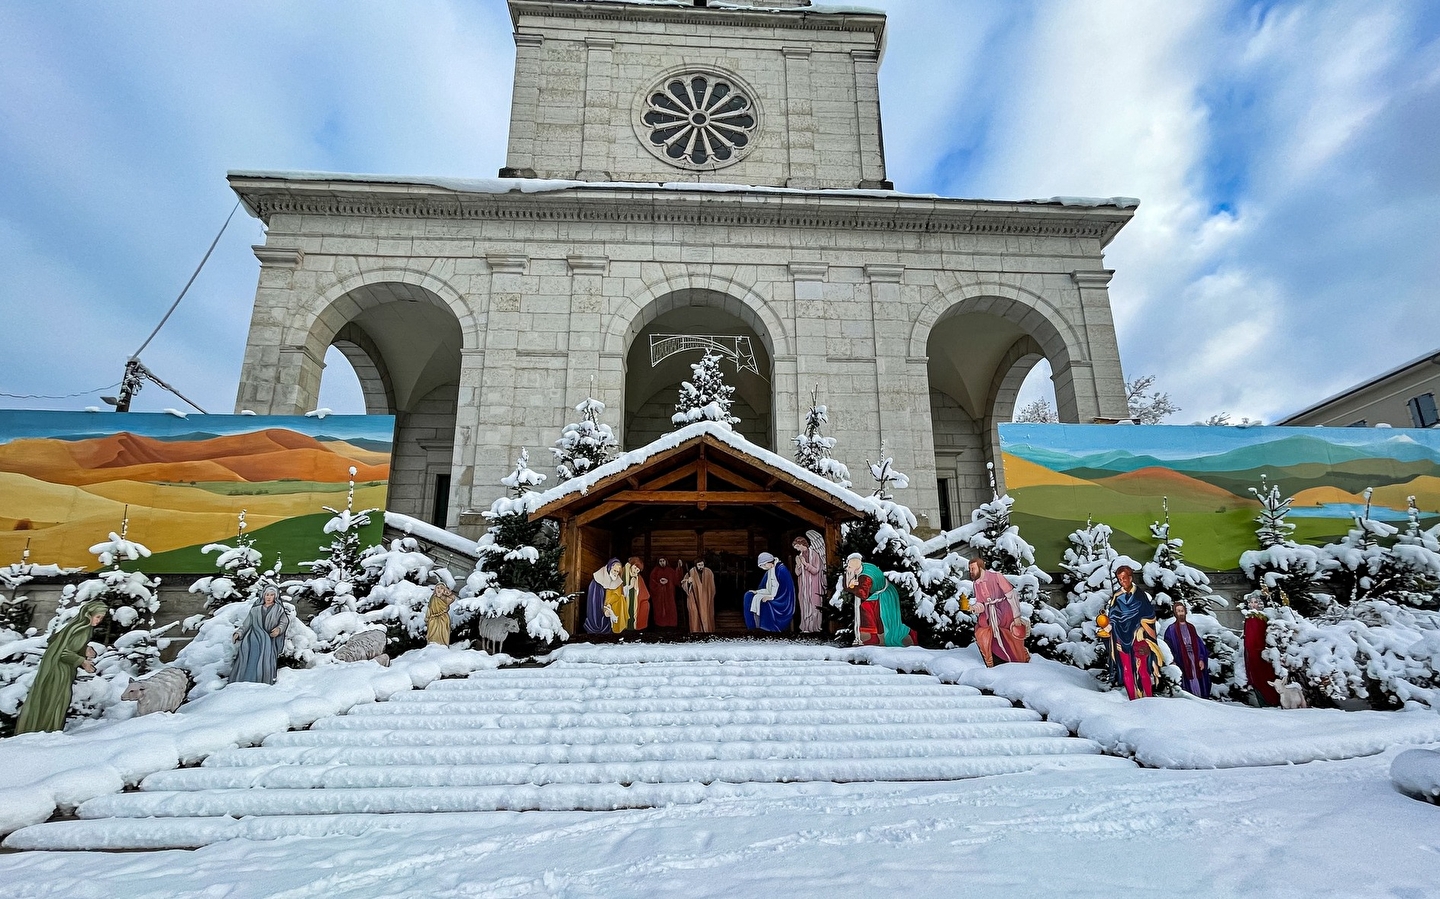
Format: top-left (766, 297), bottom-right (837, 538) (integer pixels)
top-left (334, 629), bottom-right (390, 667)
top-left (121, 667), bottom-right (191, 716)
top-left (1272, 679), bottom-right (1309, 710)
top-left (476, 616), bottom-right (520, 655)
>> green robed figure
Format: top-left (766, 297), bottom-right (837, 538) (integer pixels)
top-left (841, 553), bottom-right (915, 647)
top-left (15, 600), bottom-right (108, 735)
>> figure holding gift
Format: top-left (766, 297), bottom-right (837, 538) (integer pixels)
top-left (968, 557), bottom-right (1030, 666)
top-left (584, 559), bottom-right (624, 634)
top-left (681, 559), bottom-right (716, 634)
top-left (1163, 601), bottom-right (1211, 699)
top-left (426, 583), bottom-right (457, 646)
top-left (1102, 564), bottom-right (1163, 699)
top-left (841, 552), bottom-right (914, 647)
top-left (648, 557), bottom-right (679, 629)
top-left (743, 552), bottom-right (795, 632)
top-left (623, 557), bottom-right (651, 631)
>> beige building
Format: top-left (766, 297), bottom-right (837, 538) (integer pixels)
top-left (1279, 349), bottom-right (1440, 430)
top-left (230, 0), bottom-right (1136, 536)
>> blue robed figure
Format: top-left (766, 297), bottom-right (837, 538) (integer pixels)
top-left (744, 552), bottom-right (795, 632)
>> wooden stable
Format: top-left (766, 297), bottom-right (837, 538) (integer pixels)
top-left (530, 429), bottom-right (871, 635)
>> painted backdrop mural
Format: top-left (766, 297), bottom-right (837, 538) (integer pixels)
top-left (0, 411), bottom-right (393, 572)
top-left (1000, 423), bottom-right (1440, 572)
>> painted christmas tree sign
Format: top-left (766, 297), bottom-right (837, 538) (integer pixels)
top-left (1000, 423), bottom-right (1440, 572)
top-left (0, 410), bottom-right (393, 572)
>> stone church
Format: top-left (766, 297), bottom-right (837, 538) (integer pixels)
top-left (230, 0), bottom-right (1133, 538)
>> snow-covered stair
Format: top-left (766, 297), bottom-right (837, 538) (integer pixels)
top-left (6, 654), bottom-right (1129, 850)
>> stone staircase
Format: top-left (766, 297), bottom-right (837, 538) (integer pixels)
top-left (5, 655), bottom-right (1129, 850)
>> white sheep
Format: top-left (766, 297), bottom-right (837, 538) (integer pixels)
top-left (121, 667), bottom-right (191, 716)
top-left (334, 629), bottom-right (390, 666)
top-left (1272, 679), bottom-right (1309, 709)
top-left (476, 616), bottom-right (520, 655)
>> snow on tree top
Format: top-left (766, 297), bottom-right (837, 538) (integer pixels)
top-left (89, 533), bottom-right (152, 567)
top-left (494, 422), bottom-right (879, 519)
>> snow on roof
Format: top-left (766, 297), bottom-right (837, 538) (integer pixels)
top-left (227, 170), bottom-right (1141, 211)
top-left (513, 421), bottom-right (878, 518)
top-left (383, 511), bottom-right (480, 559)
top-left (918, 527), bottom-right (970, 559)
top-left (566, 1), bottom-right (884, 16)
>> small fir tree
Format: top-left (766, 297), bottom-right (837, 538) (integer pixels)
top-left (1318, 489), bottom-right (1414, 608)
top-left (358, 537), bottom-right (455, 654)
top-left (672, 352), bottom-right (740, 429)
top-left (950, 463), bottom-right (1051, 629)
top-left (1030, 518), bottom-right (1117, 669)
top-left (1239, 476), bottom-right (1329, 617)
top-left (287, 467), bottom-right (380, 618)
top-left (1388, 496), bottom-right (1440, 609)
top-left (189, 511), bottom-right (280, 611)
top-left (454, 450), bottom-right (570, 652)
top-left (793, 387), bottom-right (852, 488)
top-left (0, 540), bottom-right (71, 635)
top-left (552, 397), bottom-right (618, 481)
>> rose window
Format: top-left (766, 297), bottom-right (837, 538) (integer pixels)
top-left (642, 74), bottom-right (757, 168)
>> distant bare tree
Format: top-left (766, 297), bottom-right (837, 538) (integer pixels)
top-left (1014, 398), bottom-right (1059, 423)
top-left (1199, 412), bottom-right (1261, 427)
top-left (1126, 375), bottom-right (1180, 424)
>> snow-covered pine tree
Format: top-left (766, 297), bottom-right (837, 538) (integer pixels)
top-left (1239, 476), bottom-right (1330, 617)
top-left (1029, 518), bottom-right (1117, 670)
top-left (454, 450), bottom-right (569, 653)
top-left (552, 397), bottom-right (618, 481)
top-left (1389, 496), bottom-right (1440, 610)
top-left (829, 449), bottom-right (964, 645)
top-left (357, 537), bottom-right (455, 654)
top-left (0, 540), bottom-right (71, 635)
top-left (287, 467), bottom-right (380, 620)
top-left (1142, 501), bottom-right (1240, 698)
top-left (950, 463), bottom-right (1051, 632)
top-left (792, 387), bottom-right (852, 488)
top-left (189, 511), bottom-right (280, 612)
top-left (1318, 488), bottom-right (1414, 608)
top-left (671, 352), bottom-right (740, 429)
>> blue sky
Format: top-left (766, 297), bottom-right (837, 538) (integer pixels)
top-left (0, 0), bottom-right (1436, 425)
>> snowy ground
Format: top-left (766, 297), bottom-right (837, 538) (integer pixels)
top-left (2, 641), bottom-right (1439, 897)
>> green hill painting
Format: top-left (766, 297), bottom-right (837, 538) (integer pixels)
top-left (999, 423), bottom-right (1440, 572)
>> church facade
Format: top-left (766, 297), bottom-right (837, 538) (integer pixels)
top-left (231, 0), bottom-right (1134, 536)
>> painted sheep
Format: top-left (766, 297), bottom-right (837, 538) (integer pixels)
top-left (334, 629), bottom-right (390, 666)
top-left (121, 667), bottom-right (191, 716)
top-left (476, 616), bottom-right (520, 655)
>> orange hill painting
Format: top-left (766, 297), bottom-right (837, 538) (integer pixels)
top-left (999, 423), bottom-right (1440, 573)
top-left (0, 411), bottom-right (394, 572)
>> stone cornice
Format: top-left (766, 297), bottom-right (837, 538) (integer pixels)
top-left (230, 175), bottom-right (1137, 247)
top-left (508, 0), bottom-right (886, 43)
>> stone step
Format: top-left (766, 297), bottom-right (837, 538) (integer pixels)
top-left (200, 726), bottom-right (1073, 769)
top-left (258, 717), bottom-right (1048, 749)
top-left (421, 673), bottom-right (945, 690)
top-left (388, 683), bottom-right (972, 701)
top-left (344, 694), bottom-right (1005, 717)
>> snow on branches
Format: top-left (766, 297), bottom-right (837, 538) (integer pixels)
top-left (553, 397), bottom-right (618, 481)
top-left (1240, 477), bottom-right (1329, 617)
top-left (672, 352), bottom-right (739, 429)
top-left (355, 537), bottom-right (455, 655)
top-left (500, 448), bottom-right (547, 497)
top-left (1030, 519), bottom-right (1116, 669)
top-left (793, 388), bottom-right (851, 488)
top-left (287, 467), bottom-right (379, 618)
top-left (189, 511), bottom-right (280, 612)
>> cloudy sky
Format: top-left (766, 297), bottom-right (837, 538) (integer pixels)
top-left (1, 0), bottom-right (1436, 425)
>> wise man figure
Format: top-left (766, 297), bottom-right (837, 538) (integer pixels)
top-left (648, 557), bottom-right (679, 629)
top-left (744, 552), bottom-right (796, 632)
top-left (1102, 565), bottom-right (1162, 699)
top-left (426, 583), bottom-right (457, 646)
top-left (1243, 596), bottom-right (1281, 707)
top-left (1163, 602), bottom-right (1211, 699)
top-left (585, 559), bottom-right (624, 634)
top-left (968, 557), bottom-right (1030, 666)
top-left (623, 557), bottom-right (651, 631)
top-left (840, 552), bottom-right (914, 647)
top-left (793, 531), bottom-right (827, 634)
top-left (681, 559), bottom-right (715, 634)
top-left (232, 584), bottom-right (290, 686)
top-left (15, 600), bottom-right (108, 734)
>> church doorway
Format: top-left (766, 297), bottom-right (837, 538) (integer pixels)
top-left (622, 293), bottom-right (774, 452)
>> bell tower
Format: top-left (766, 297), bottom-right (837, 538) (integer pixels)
top-left (500, 0), bottom-right (891, 189)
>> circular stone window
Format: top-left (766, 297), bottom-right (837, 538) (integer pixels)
top-left (639, 72), bottom-right (759, 170)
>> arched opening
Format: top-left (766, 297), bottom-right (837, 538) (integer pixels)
top-left (312, 283), bottom-right (463, 527)
top-left (926, 308), bottom-right (1063, 529)
top-left (622, 291), bottom-right (775, 452)
top-left (316, 345), bottom-right (368, 415)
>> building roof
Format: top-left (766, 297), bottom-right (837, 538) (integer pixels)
top-left (1277, 348), bottom-right (1440, 424)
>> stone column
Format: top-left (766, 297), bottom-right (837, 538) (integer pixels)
top-left (787, 262), bottom-right (828, 441)
top-left (500, 33), bottom-right (544, 178)
top-left (470, 253), bottom-right (528, 506)
top-left (868, 263), bottom-right (939, 526)
top-left (235, 245), bottom-right (312, 414)
top-left (450, 346), bottom-right (487, 525)
top-left (782, 48), bottom-right (817, 189)
top-left (1064, 270), bottom-right (1130, 422)
top-left (566, 255), bottom-right (610, 410)
top-left (851, 50), bottom-right (888, 189)
top-left (578, 37), bottom-right (615, 181)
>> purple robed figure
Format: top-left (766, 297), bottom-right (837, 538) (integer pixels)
top-left (744, 552), bottom-right (796, 632)
top-left (1163, 603), bottom-right (1211, 699)
top-left (585, 559), bottom-right (624, 634)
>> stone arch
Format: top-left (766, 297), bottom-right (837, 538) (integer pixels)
top-left (332, 322), bottom-right (395, 416)
top-left (604, 272), bottom-right (791, 360)
top-left (907, 280), bottom-right (1082, 370)
top-left (287, 266), bottom-right (481, 360)
top-left (982, 334), bottom-right (1047, 492)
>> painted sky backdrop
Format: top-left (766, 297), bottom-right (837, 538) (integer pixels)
top-left (1, 1), bottom-right (1437, 425)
